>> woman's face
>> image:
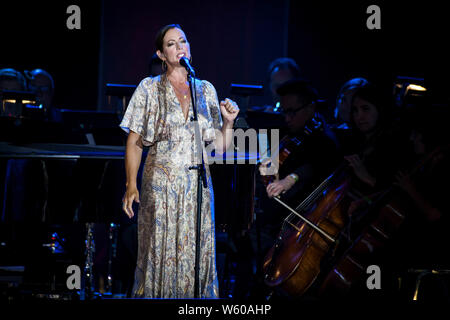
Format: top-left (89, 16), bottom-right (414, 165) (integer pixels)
top-left (351, 96), bottom-right (379, 133)
top-left (157, 27), bottom-right (191, 69)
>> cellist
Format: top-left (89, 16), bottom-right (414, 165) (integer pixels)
top-left (383, 107), bottom-right (450, 300)
top-left (331, 85), bottom-right (414, 298)
top-left (241, 78), bottom-right (341, 299)
top-left (344, 85), bottom-right (413, 194)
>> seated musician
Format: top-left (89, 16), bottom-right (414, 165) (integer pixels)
top-left (0, 68), bottom-right (26, 92)
top-left (385, 107), bottom-right (450, 300)
top-left (268, 58), bottom-right (301, 109)
top-left (262, 78), bottom-right (340, 201)
top-left (248, 57), bottom-right (301, 114)
top-left (332, 77), bottom-right (370, 130)
top-left (337, 85), bottom-right (417, 298)
top-left (24, 68), bottom-right (56, 121)
top-left (0, 68), bottom-right (27, 117)
top-left (330, 77), bottom-right (370, 156)
top-left (343, 85), bottom-right (412, 195)
top-left (237, 78), bottom-right (340, 299)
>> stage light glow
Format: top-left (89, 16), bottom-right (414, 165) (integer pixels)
top-left (407, 84), bottom-right (426, 92)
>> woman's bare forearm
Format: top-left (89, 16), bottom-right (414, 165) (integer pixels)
top-left (125, 131), bottom-right (144, 188)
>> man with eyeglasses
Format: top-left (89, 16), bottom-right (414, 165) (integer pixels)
top-left (263, 78), bottom-right (340, 200)
top-left (240, 78), bottom-right (341, 299)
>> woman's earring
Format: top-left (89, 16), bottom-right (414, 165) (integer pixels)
top-left (161, 60), bottom-right (167, 72)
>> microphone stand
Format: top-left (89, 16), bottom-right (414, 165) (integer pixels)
top-left (186, 70), bottom-right (208, 299)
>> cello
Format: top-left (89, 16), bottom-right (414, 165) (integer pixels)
top-left (262, 136), bottom-right (447, 298)
top-left (258, 113), bottom-right (352, 297)
top-left (262, 161), bottom-right (351, 296)
top-left (318, 145), bottom-right (449, 296)
top-left (260, 122), bottom-right (394, 297)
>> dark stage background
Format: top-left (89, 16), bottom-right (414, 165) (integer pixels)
top-left (1, 0), bottom-right (449, 301)
top-left (2, 1), bottom-right (447, 111)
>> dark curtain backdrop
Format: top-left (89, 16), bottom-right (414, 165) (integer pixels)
top-left (287, 1), bottom-right (449, 111)
top-left (1, 0), bottom-right (289, 110)
top-left (1, 1), bottom-right (447, 111)
top-left (1, 1), bottom-right (102, 110)
top-left (98, 0), bottom-right (290, 110)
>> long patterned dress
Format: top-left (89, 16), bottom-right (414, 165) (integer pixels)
top-left (119, 74), bottom-right (221, 298)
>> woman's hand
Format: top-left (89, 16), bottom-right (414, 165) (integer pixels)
top-left (122, 186), bottom-right (140, 218)
top-left (266, 175), bottom-right (296, 198)
top-left (220, 98), bottom-right (239, 123)
top-left (345, 154), bottom-right (376, 187)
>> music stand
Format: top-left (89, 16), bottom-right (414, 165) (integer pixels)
top-left (1, 90), bottom-right (38, 117)
top-left (105, 83), bottom-right (137, 118)
top-left (230, 83), bottom-right (264, 129)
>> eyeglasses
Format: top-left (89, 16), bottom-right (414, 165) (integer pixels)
top-left (280, 103), bottom-right (310, 117)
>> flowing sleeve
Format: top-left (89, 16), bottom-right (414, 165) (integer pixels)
top-left (204, 81), bottom-right (223, 130)
top-left (119, 77), bottom-right (156, 146)
top-left (201, 80), bottom-right (223, 142)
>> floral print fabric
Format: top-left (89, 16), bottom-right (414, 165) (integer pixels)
top-left (120, 74), bottom-right (222, 298)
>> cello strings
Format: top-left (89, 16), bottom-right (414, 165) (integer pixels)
top-left (282, 163), bottom-right (347, 235)
top-left (274, 196), bottom-right (335, 243)
top-left (278, 174), bottom-right (338, 239)
top-left (284, 172), bottom-right (333, 225)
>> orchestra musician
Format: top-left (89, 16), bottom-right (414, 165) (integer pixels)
top-left (238, 78), bottom-right (340, 299)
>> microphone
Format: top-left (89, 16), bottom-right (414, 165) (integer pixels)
top-left (179, 57), bottom-right (196, 77)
